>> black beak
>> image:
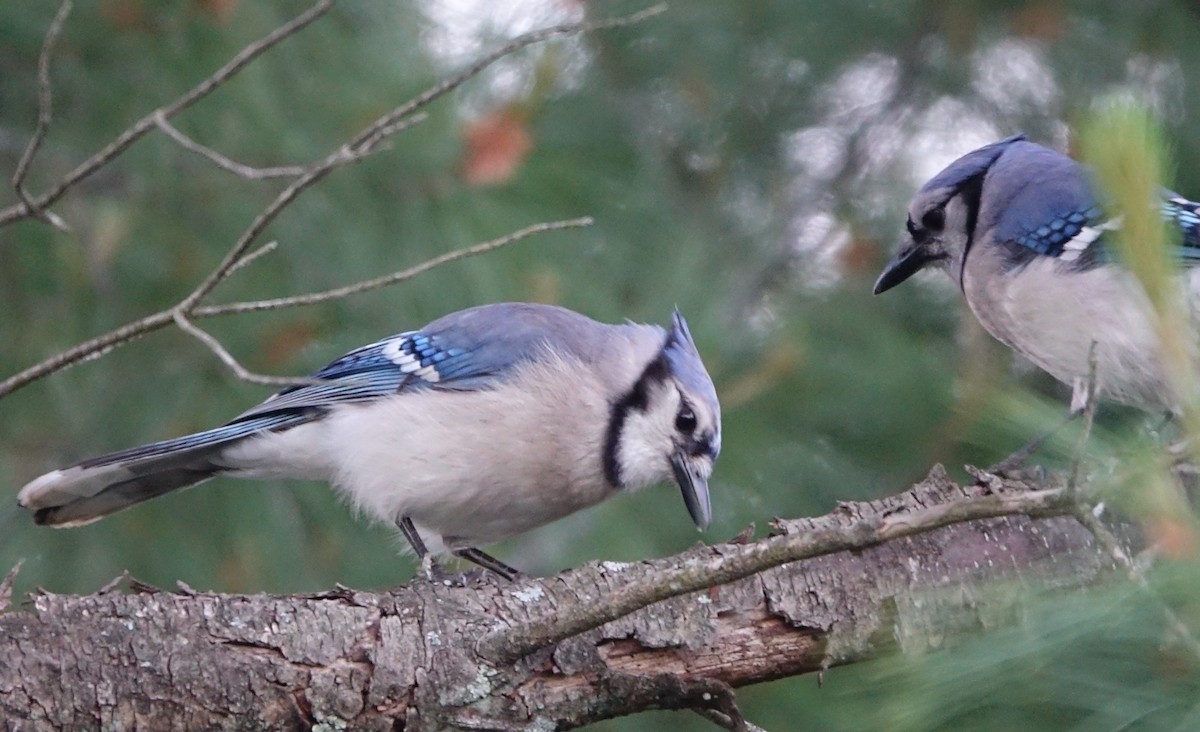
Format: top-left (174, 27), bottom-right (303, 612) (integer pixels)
top-left (873, 241), bottom-right (934, 295)
top-left (671, 453), bottom-right (711, 530)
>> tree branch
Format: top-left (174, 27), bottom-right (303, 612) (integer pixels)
top-left (0, 0), bottom-right (334, 230)
top-left (152, 113), bottom-right (306, 179)
top-left (193, 217), bottom-right (594, 318)
top-left (0, 467), bottom-right (1120, 729)
top-left (0, 0), bottom-right (659, 400)
top-left (0, 216), bottom-right (589, 399)
top-left (172, 310), bottom-right (316, 387)
top-left (10, 0), bottom-right (72, 232)
top-left (478, 474), bottom-right (1074, 662)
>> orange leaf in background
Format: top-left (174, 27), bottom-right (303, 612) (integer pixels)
top-left (1012, 0), bottom-right (1066, 41)
top-left (462, 108), bottom-right (533, 187)
top-left (839, 231), bottom-right (878, 277)
top-left (194, 0), bottom-right (240, 26)
top-left (100, 0), bottom-right (144, 30)
top-left (260, 319), bottom-right (320, 371)
top-left (1147, 516), bottom-right (1199, 560)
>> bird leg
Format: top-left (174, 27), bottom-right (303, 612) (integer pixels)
top-left (396, 515), bottom-right (454, 582)
top-left (986, 409), bottom-right (1082, 479)
top-left (987, 373), bottom-right (1094, 478)
top-left (396, 516), bottom-right (521, 582)
top-left (451, 547), bottom-right (521, 581)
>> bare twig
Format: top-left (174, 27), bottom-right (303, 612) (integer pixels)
top-left (174, 111), bottom-right (428, 315)
top-left (0, 4), bottom-right (662, 397)
top-left (171, 311), bottom-right (314, 387)
top-left (153, 113), bottom-right (306, 179)
top-left (0, 216), bottom-right (581, 399)
top-left (177, 219), bottom-right (591, 383)
top-left (1057, 340), bottom-right (1200, 660)
top-left (0, 0), bottom-right (334, 230)
top-left (225, 240), bottom-right (279, 278)
top-left (339, 3), bottom-right (668, 158)
top-left (194, 217), bottom-right (593, 317)
top-left (695, 709), bottom-right (768, 732)
top-left (1071, 504), bottom-right (1200, 658)
top-left (1068, 341), bottom-right (1100, 493)
top-left (11, 0), bottom-right (72, 232)
top-left (0, 309), bottom-right (177, 399)
top-left (690, 681), bottom-right (767, 732)
top-left (480, 484), bottom-right (1074, 662)
top-left (0, 561), bottom-right (23, 614)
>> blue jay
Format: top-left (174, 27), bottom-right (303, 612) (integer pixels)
top-left (17, 303), bottom-right (722, 580)
top-left (874, 134), bottom-right (1200, 417)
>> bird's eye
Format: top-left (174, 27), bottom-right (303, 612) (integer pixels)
top-left (921, 208), bottom-right (945, 231)
top-left (675, 406), bottom-right (697, 434)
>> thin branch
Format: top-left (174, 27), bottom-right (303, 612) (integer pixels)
top-left (0, 3), bottom-right (662, 397)
top-left (1070, 504), bottom-right (1200, 658)
top-left (194, 217), bottom-right (593, 317)
top-left (171, 311), bottom-right (313, 387)
top-left (695, 709), bottom-right (768, 732)
top-left (153, 113), bottom-right (306, 179)
top-left (178, 219), bottom-right (590, 382)
top-left (339, 3), bottom-right (668, 158)
top-left (480, 484), bottom-right (1075, 662)
top-left (174, 112), bottom-right (428, 315)
top-left (0, 308), bottom-right (177, 399)
top-left (690, 681), bottom-right (767, 732)
top-left (11, 0), bottom-right (72, 232)
top-left (0, 561), bottom-right (22, 614)
top-left (1068, 341), bottom-right (1100, 493)
top-left (1057, 340), bottom-right (1200, 660)
top-left (225, 240), bottom-right (279, 278)
top-left (0, 216), bottom-right (581, 398)
top-left (0, 0), bottom-right (334, 229)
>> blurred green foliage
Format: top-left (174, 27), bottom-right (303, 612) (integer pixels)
top-left (3, 1), bottom-right (1200, 729)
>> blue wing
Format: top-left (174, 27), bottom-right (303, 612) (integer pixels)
top-left (91, 303), bottom-right (609, 473)
top-left (234, 302), bottom-right (591, 422)
top-left (78, 322), bottom-right (533, 472)
top-left (235, 331), bottom-right (506, 421)
top-left (55, 305), bottom-right (574, 481)
top-left (1000, 186), bottom-right (1200, 269)
top-left (1162, 193), bottom-right (1200, 261)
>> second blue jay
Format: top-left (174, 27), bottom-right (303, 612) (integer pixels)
top-left (17, 303), bottom-right (722, 579)
top-left (874, 134), bottom-right (1200, 415)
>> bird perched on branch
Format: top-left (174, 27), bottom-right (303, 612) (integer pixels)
top-left (18, 303), bottom-right (722, 580)
top-left (874, 134), bottom-right (1200, 420)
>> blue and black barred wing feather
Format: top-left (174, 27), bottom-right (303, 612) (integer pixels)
top-left (1162, 193), bottom-right (1200, 264)
top-left (998, 187), bottom-right (1200, 270)
top-left (233, 326), bottom-right (524, 421)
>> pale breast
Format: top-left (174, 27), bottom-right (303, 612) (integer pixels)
top-left (963, 252), bottom-right (1182, 410)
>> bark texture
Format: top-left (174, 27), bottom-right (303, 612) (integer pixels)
top-left (0, 466), bottom-right (1117, 730)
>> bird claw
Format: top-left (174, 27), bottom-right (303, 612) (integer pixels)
top-left (420, 555), bottom-right (461, 586)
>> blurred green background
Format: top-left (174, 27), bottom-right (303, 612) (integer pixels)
top-left (3, 1), bottom-right (1200, 729)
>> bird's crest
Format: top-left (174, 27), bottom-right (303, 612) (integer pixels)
top-left (663, 310), bottom-right (720, 422)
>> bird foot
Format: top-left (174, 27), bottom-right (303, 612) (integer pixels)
top-left (417, 555), bottom-right (520, 587)
top-left (420, 555), bottom-right (467, 586)
top-left (970, 462), bottom-right (1049, 495)
top-left (980, 462), bottom-right (1049, 484)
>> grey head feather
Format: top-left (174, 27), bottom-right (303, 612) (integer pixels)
top-left (663, 309), bottom-right (721, 451)
top-left (875, 134), bottom-right (1032, 295)
top-left (919, 133), bottom-right (1028, 203)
